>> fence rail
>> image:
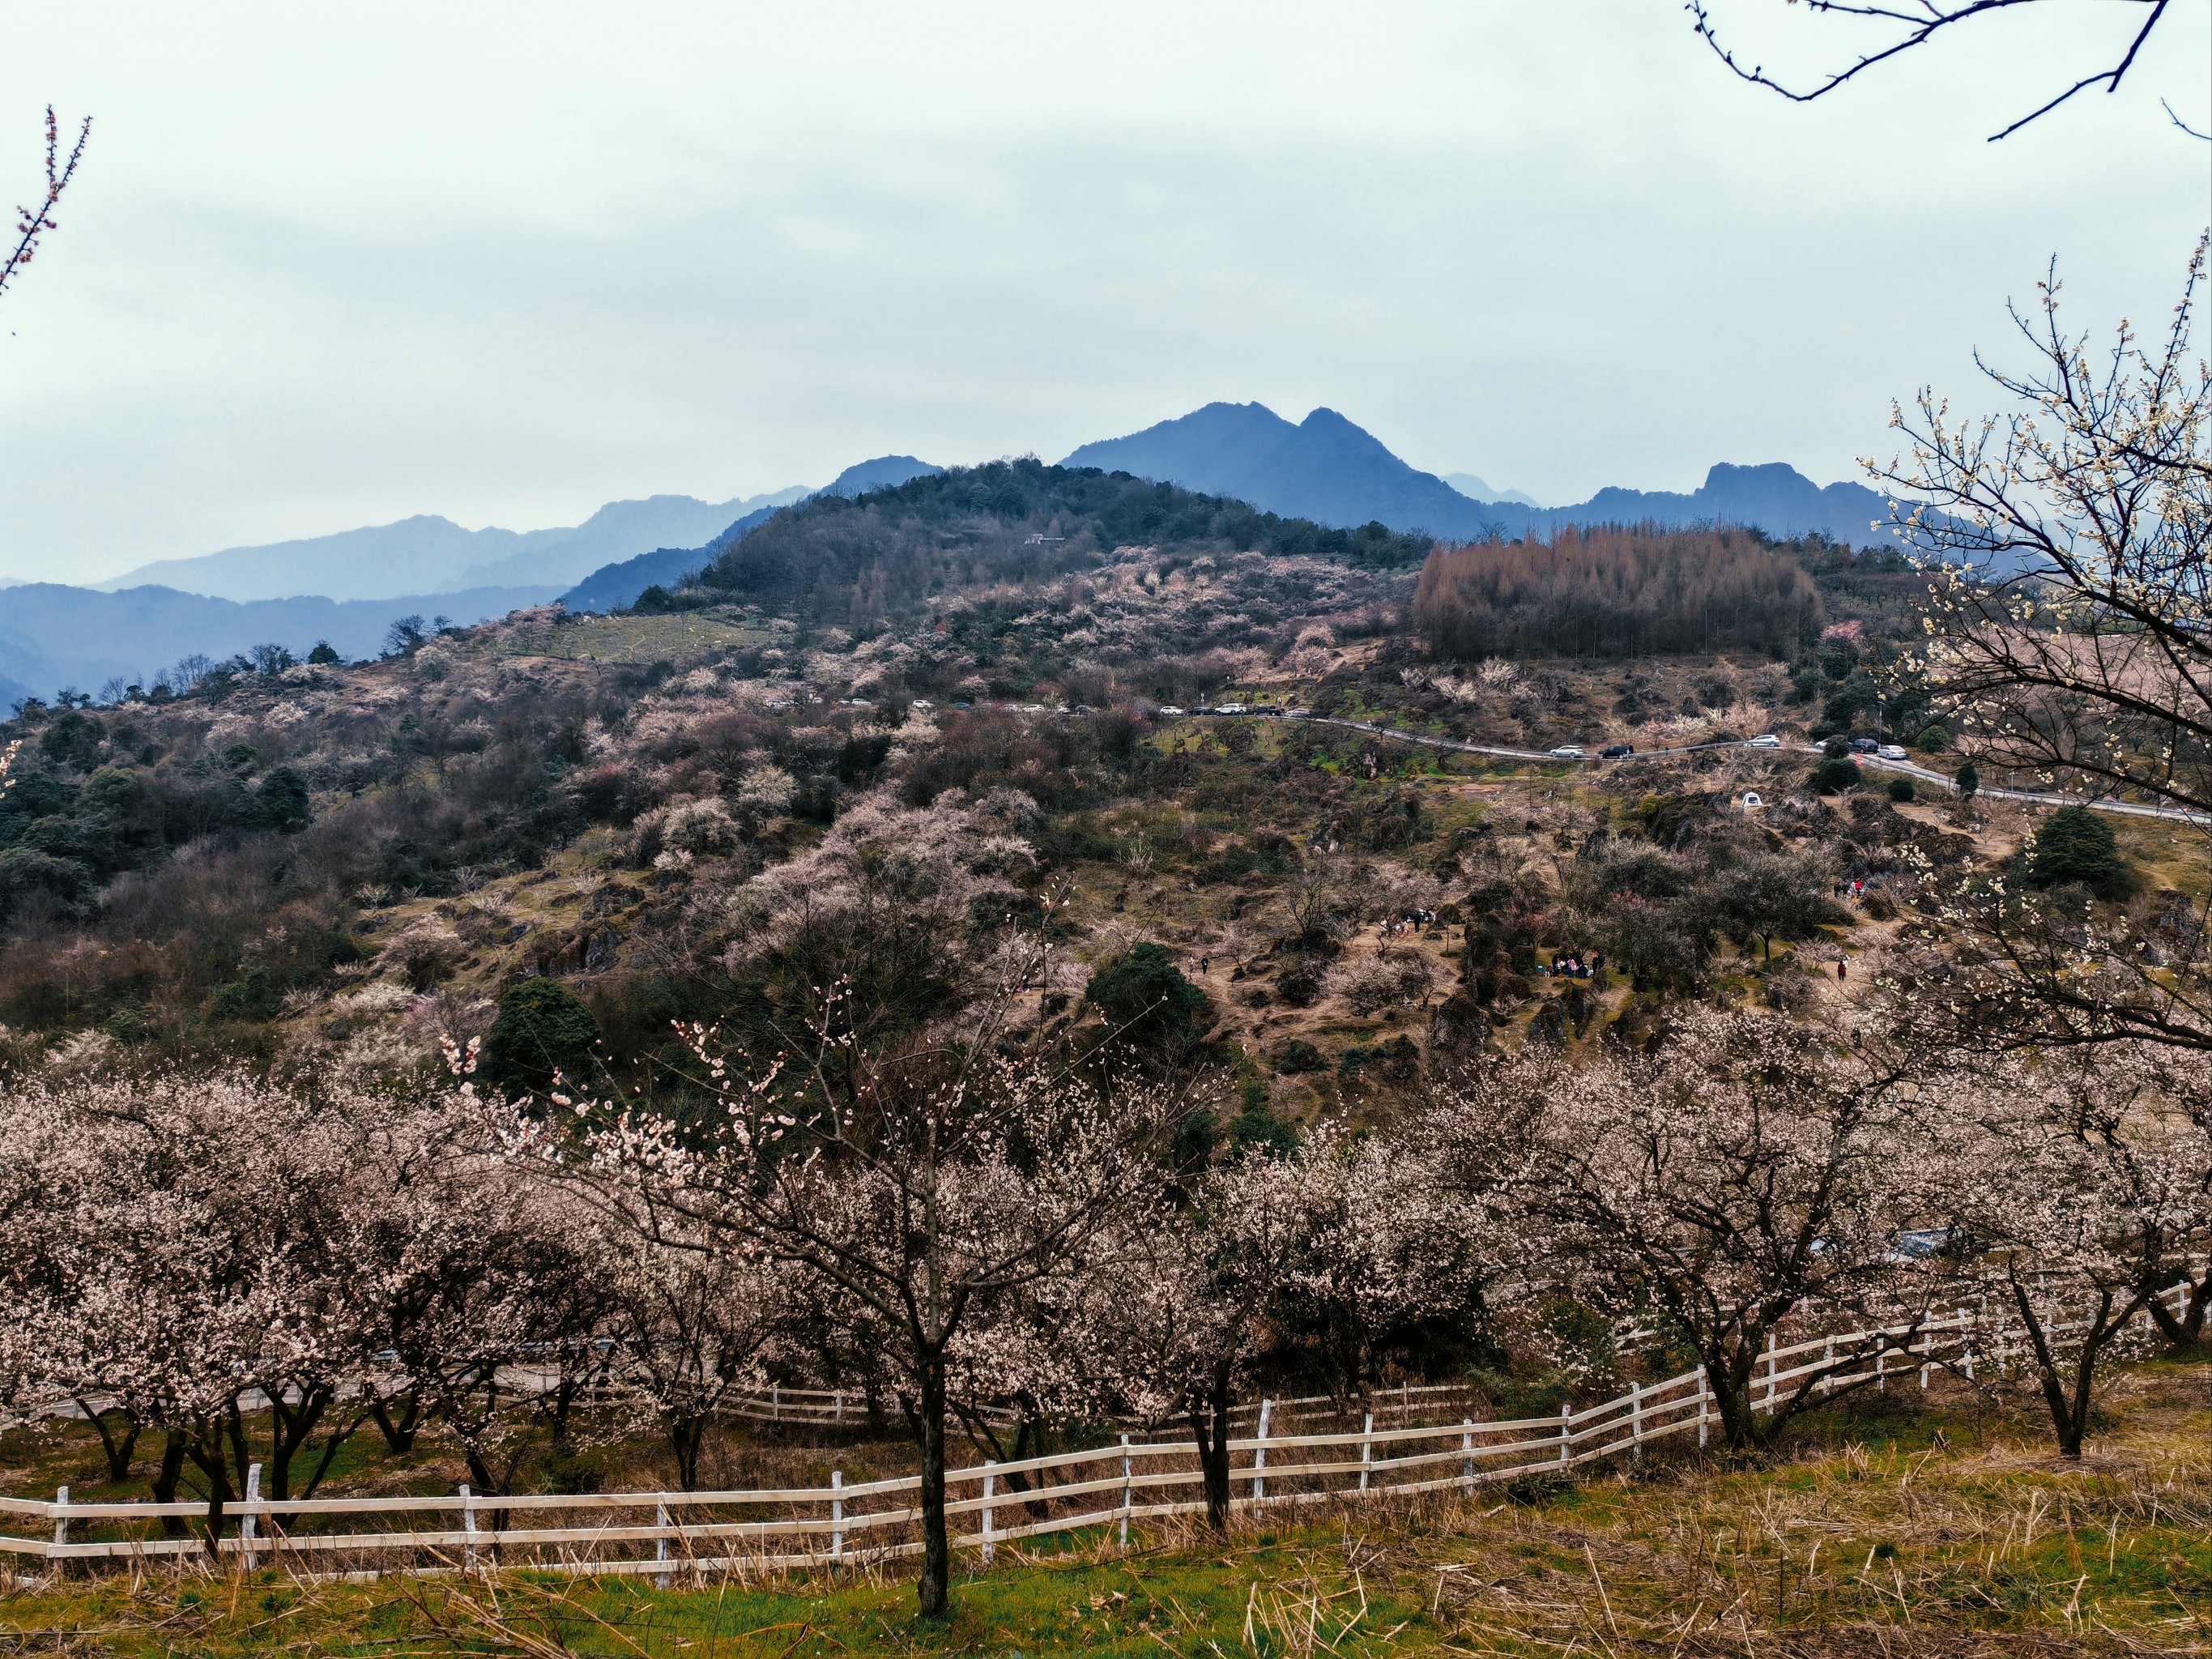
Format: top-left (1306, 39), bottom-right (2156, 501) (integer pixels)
top-left (2, 1282), bottom-right (2186, 1577)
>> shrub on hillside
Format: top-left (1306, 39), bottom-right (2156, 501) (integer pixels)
top-left (481, 978), bottom-right (602, 1098)
top-left (2027, 805), bottom-right (2134, 900)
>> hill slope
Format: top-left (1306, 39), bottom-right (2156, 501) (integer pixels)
top-left (558, 457), bottom-right (947, 614)
top-left (691, 457), bottom-right (1430, 625)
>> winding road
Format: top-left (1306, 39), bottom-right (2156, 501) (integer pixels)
top-left (1182, 712), bottom-right (2212, 828)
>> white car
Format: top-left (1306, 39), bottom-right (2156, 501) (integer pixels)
top-left (1745, 733), bottom-right (1782, 748)
top-left (1216, 702), bottom-right (1247, 714)
top-left (1877, 744), bottom-right (1908, 761)
top-left (1549, 745), bottom-right (1586, 759)
top-left (1155, 705), bottom-right (1186, 717)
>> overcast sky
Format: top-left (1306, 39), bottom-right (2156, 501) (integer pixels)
top-left (0, 2), bottom-right (2206, 583)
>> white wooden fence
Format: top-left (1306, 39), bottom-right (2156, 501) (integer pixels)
top-left (2, 1281), bottom-right (2187, 1579)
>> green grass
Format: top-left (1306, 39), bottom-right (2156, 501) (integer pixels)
top-left (6, 1371), bottom-right (2206, 1657)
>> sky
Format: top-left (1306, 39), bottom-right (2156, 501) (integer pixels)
top-left (0, 1), bottom-right (2208, 584)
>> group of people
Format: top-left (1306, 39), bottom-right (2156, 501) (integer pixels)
top-left (1384, 908), bottom-right (1439, 937)
top-left (1539, 953), bottom-right (1602, 979)
top-left (1835, 878), bottom-right (1872, 902)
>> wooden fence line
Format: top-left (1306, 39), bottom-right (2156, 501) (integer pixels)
top-left (2, 1281), bottom-right (2187, 1577)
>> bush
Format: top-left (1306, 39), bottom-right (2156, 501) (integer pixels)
top-left (2027, 805), bottom-right (2134, 899)
top-left (1916, 724), bottom-right (1950, 752)
top-left (1812, 757), bottom-right (1861, 794)
top-left (1275, 1038), bottom-right (1328, 1074)
top-left (1086, 942), bottom-right (1209, 1060)
top-left (481, 978), bottom-right (603, 1097)
top-left (1886, 775), bottom-right (1916, 803)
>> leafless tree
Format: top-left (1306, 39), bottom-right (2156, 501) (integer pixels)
top-left (1687, 1), bottom-right (2201, 141)
top-left (2, 106), bottom-right (91, 303)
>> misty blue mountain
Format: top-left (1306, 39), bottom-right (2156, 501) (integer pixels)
top-left (1063, 402), bottom-right (1894, 550)
top-left (94, 491), bottom-right (811, 604)
top-left (0, 583), bottom-right (560, 706)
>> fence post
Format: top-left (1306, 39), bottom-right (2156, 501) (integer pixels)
top-left (1630, 1381), bottom-right (1643, 1451)
top-left (1763, 1333), bottom-right (1777, 1414)
top-left (1918, 1326), bottom-right (1930, 1392)
top-left (460, 1484), bottom-right (477, 1573)
top-left (772, 1384), bottom-right (781, 1423)
top-left (1821, 1337), bottom-right (1834, 1398)
top-left (830, 1469), bottom-right (844, 1563)
top-left (1252, 1399), bottom-right (1272, 1503)
top-left (981, 1463), bottom-right (996, 1567)
top-left (1696, 1372), bottom-right (1708, 1449)
top-left (1558, 1403), bottom-right (1571, 1467)
top-left (51, 1485), bottom-right (66, 1556)
top-left (654, 1500), bottom-right (671, 1589)
top-left (1359, 1413), bottom-right (1374, 1495)
top-left (1119, 1435), bottom-right (1132, 1548)
top-left (1959, 1307), bottom-right (1974, 1382)
top-left (241, 1462), bottom-right (261, 1572)
top-left (1462, 1420), bottom-right (1475, 1495)
top-left (834, 1390), bottom-right (844, 1427)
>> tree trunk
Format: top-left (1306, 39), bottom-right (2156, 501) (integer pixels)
top-left (182, 1427), bottom-right (238, 1558)
top-left (75, 1401), bottom-right (139, 1483)
top-left (671, 1414), bottom-right (707, 1491)
top-left (915, 1350), bottom-right (952, 1618)
top-left (369, 1391), bottom-right (422, 1455)
top-left (2144, 1271), bottom-right (2210, 1351)
top-left (267, 1382), bottom-right (335, 1501)
top-left (1189, 1358), bottom-right (1235, 1533)
top-left (2010, 1277), bottom-right (2137, 1460)
top-left (151, 1432), bottom-right (189, 1539)
top-left (1704, 1350), bottom-right (1758, 1453)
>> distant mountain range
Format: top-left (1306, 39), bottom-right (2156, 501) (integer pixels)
top-left (1063, 403), bottom-right (1894, 550)
top-left (0, 407), bottom-right (1907, 708)
top-left (94, 490), bottom-right (811, 604)
top-left (0, 584), bottom-right (563, 706)
top-left (1443, 473), bottom-right (1541, 510)
top-left (557, 457), bottom-right (944, 613)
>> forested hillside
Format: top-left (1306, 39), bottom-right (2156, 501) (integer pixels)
top-left (688, 458), bottom-right (1431, 625)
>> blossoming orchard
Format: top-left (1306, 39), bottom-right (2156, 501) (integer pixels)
top-left (2, 986), bottom-right (2205, 1612)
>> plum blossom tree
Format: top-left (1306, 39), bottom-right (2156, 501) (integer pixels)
top-left (1881, 242), bottom-right (2212, 1058)
top-left (557, 968), bottom-right (1191, 1618)
top-left (1447, 1010), bottom-right (1949, 1452)
top-left (12, 1073), bottom-right (375, 1544)
top-left (1930, 1046), bottom-right (2212, 1452)
top-left (581, 1187), bottom-right (795, 1491)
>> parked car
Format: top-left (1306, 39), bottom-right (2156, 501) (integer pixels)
top-left (1600, 742), bottom-right (1634, 758)
top-left (1285, 706), bottom-right (1313, 718)
top-left (1877, 744), bottom-right (1908, 760)
top-left (1851, 737), bottom-right (1880, 753)
top-left (1155, 705), bottom-right (1185, 716)
top-left (1549, 744), bottom-right (1586, 759)
top-left (1745, 733), bottom-right (1781, 748)
top-left (1216, 702), bottom-right (1247, 714)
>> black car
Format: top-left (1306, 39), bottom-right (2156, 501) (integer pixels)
top-left (1851, 737), bottom-right (1880, 753)
top-left (1600, 743), bottom-right (1634, 759)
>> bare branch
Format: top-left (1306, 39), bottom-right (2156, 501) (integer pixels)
top-left (1686, 0), bottom-right (2180, 141)
top-left (0, 105), bottom-right (92, 303)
